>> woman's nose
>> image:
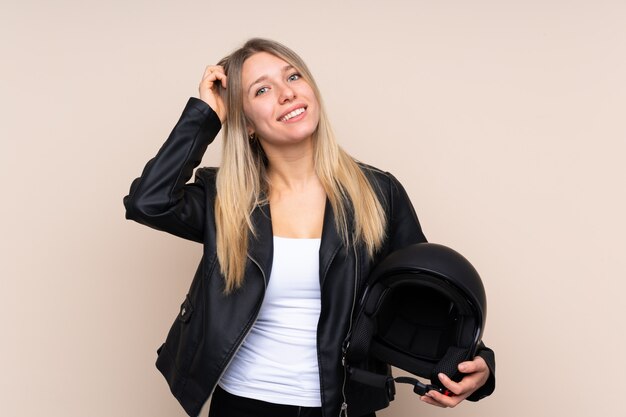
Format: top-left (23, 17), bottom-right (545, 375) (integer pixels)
top-left (278, 84), bottom-right (296, 103)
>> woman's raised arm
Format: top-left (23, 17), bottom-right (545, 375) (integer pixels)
top-left (124, 65), bottom-right (227, 242)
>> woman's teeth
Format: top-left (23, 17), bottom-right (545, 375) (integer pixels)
top-left (281, 108), bottom-right (305, 121)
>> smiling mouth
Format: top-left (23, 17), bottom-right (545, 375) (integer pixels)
top-left (279, 107), bottom-right (306, 122)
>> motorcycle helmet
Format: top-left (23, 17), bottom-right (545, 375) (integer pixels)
top-left (344, 243), bottom-right (487, 398)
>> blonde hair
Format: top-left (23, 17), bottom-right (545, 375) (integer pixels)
top-left (215, 38), bottom-right (386, 293)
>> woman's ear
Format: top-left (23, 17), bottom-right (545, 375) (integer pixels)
top-left (245, 120), bottom-right (255, 140)
top-left (245, 119), bottom-right (255, 138)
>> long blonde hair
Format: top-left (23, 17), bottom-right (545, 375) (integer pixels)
top-left (215, 38), bottom-right (386, 293)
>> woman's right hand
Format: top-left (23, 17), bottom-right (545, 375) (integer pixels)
top-left (199, 65), bottom-right (227, 123)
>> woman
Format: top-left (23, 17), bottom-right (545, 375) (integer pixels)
top-left (124, 38), bottom-right (495, 417)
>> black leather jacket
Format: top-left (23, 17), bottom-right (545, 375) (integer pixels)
top-left (124, 98), bottom-right (495, 417)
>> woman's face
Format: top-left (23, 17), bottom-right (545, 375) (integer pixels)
top-left (241, 52), bottom-right (320, 148)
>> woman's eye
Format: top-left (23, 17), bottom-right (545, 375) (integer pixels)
top-left (288, 73), bottom-right (301, 82)
top-left (255, 87), bottom-right (269, 96)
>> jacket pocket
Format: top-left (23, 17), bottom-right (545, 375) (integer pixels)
top-left (178, 295), bottom-right (194, 323)
top-left (156, 293), bottom-right (201, 396)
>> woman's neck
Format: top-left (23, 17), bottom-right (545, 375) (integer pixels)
top-left (265, 141), bottom-right (317, 192)
top-left (264, 140), bottom-right (326, 239)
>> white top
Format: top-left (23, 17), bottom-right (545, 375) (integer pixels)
top-left (219, 236), bottom-right (322, 406)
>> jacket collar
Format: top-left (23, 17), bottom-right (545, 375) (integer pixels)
top-left (247, 199), bottom-right (344, 286)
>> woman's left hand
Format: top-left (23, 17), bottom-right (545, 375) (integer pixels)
top-left (420, 356), bottom-right (490, 408)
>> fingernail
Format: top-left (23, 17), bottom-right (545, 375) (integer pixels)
top-left (459, 363), bottom-right (468, 372)
top-left (438, 372), bottom-right (446, 380)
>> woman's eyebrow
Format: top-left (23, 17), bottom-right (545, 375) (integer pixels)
top-left (247, 65), bottom-right (295, 94)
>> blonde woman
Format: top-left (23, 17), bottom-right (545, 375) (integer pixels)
top-left (124, 38), bottom-right (495, 417)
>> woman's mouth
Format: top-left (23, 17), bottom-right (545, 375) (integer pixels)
top-left (279, 107), bottom-right (307, 122)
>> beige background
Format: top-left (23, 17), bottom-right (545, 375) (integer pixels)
top-left (2, 0), bottom-right (625, 416)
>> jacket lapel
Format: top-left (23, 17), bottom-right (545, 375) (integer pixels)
top-left (247, 199), bottom-right (344, 287)
top-left (320, 199), bottom-right (344, 286)
top-left (248, 203), bottom-right (274, 284)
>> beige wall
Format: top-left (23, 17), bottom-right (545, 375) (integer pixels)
top-left (2, 0), bottom-right (625, 416)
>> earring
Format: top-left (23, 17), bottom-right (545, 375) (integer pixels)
top-left (249, 132), bottom-right (256, 141)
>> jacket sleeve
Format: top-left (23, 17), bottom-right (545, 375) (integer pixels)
top-left (123, 98), bottom-right (221, 243)
top-left (466, 342), bottom-right (496, 401)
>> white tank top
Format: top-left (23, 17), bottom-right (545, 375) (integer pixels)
top-left (219, 236), bottom-right (322, 406)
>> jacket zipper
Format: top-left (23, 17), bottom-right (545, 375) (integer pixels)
top-left (339, 245), bottom-right (359, 417)
top-left (208, 254), bottom-right (267, 398)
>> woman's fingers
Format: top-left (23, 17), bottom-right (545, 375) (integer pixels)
top-left (458, 356), bottom-right (488, 374)
top-left (420, 395), bottom-right (446, 408)
top-left (199, 65), bottom-right (227, 123)
top-left (421, 356), bottom-right (490, 408)
top-left (438, 372), bottom-right (467, 396)
top-left (424, 375), bottom-right (467, 408)
top-left (201, 65), bottom-right (227, 88)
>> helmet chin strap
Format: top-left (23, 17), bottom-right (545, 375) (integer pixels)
top-left (394, 376), bottom-right (455, 397)
top-left (347, 367), bottom-right (455, 400)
